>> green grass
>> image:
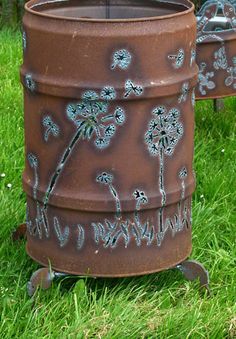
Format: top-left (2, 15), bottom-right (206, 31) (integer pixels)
top-left (0, 29), bottom-right (235, 338)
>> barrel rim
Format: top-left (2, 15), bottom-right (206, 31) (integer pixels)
top-left (25, 0), bottom-right (195, 23)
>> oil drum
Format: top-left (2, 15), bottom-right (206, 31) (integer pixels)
top-left (196, 0), bottom-right (236, 99)
top-left (21, 0), bottom-right (198, 277)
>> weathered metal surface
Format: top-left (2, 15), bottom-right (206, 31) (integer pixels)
top-left (21, 0), bottom-right (197, 277)
top-left (176, 260), bottom-right (210, 294)
top-left (196, 0), bottom-right (236, 99)
top-left (27, 268), bottom-right (54, 296)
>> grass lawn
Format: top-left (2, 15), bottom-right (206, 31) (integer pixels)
top-left (0, 29), bottom-right (235, 338)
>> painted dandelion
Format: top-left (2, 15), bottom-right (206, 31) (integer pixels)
top-left (100, 86), bottom-right (116, 101)
top-left (145, 105), bottom-right (183, 238)
top-left (43, 116), bottom-right (60, 142)
top-left (156, 167), bottom-right (190, 246)
top-left (93, 177), bottom-right (154, 248)
top-left (111, 49), bottom-right (132, 70)
top-left (96, 172), bottom-right (121, 218)
top-left (42, 90), bottom-right (126, 220)
top-left (101, 106), bottom-right (126, 125)
top-left (133, 189), bottom-right (154, 246)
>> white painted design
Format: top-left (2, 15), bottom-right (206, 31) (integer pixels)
top-left (53, 217), bottom-right (70, 248)
top-left (27, 153), bottom-right (38, 200)
top-left (111, 49), bottom-right (132, 70)
top-left (100, 86), bottom-right (116, 100)
top-left (77, 225), bottom-right (85, 250)
top-left (145, 105), bottom-right (183, 233)
top-left (192, 89), bottom-right (196, 107)
top-left (190, 48), bottom-right (196, 67)
top-left (168, 48), bottom-right (185, 69)
top-left (178, 82), bottom-right (189, 104)
top-left (198, 62), bottom-right (216, 95)
top-left (196, 0), bottom-right (236, 45)
top-left (179, 167), bottom-right (188, 200)
top-left (25, 74), bottom-right (35, 92)
top-left (124, 80), bottom-right (143, 98)
top-left (22, 31), bottom-right (27, 50)
top-left (43, 116), bottom-right (60, 142)
top-left (96, 172), bottom-right (121, 218)
top-left (213, 45), bottom-right (228, 70)
top-left (225, 56), bottom-right (236, 89)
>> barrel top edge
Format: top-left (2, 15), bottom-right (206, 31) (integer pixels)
top-left (25, 0), bottom-right (195, 24)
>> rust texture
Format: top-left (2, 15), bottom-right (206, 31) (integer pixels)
top-left (195, 0), bottom-right (236, 99)
top-left (21, 0), bottom-right (197, 277)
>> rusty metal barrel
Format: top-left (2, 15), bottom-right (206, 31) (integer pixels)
top-left (21, 0), bottom-right (198, 277)
top-left (195, 0), bottom-right (236, 99)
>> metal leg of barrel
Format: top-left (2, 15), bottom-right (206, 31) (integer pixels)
top-left (11, 225), bottom-right (67, 296)
top-left (26, 260), bottom-right (210, 297)
top-left (176, 260), bottom-right (210, 295)
top-left (12, 225), bottom-right (210, 296)
top-left (27, 268), bottom-right (67, 297)
top-left (213, 98), bottom-right (225, 112)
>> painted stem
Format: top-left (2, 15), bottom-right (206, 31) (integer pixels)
top-left (134, 200), bottom-right (144, 234)
top-left (33, 166), bottom-right (38, 200)
top-left (101, 114), bottom-right (113, 122)
top-left (159, 148), bottom-right (166, 232)
top-left (43, 128), bottom-right (82, 211)
top-left (44, 127), bottom-right (51, 142)
top-left (108, 183), bottom-right (121, 218)
top-left (159, 148), bottom-right (166, 207)
top-left (181, 179), bottom-right (185, 200)
top-left (178, 202), bottom-right (182, 231)
top-left (158, 208), bottom-right (164, 234)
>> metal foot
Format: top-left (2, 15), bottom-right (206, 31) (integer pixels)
top-left (12, 223), bottom-right (27, 241)
top-left (213, 98), bottom-right (225, 112)
top-left (176, 260), bottom-right (210, 295)
top-left (27, 268), bottom-right (67, 296)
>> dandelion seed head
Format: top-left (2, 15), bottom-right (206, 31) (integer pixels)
top-left (105, 124), bottom-right (116, 138)
top-left (95, 137), bottom-right (110, 149)
top-left (114, 107), bottom-right (125, 125)
top-left (82, 90), bottom-right (99, 101)
top-left (111, 49), bottom-right (132, 70)
top-left (96, 172), bottom-right (113, 184)
top-left (152, 106), bottom-right (166, 116)
top-left (28, 153), bottom-right (38, 167)
top-left (100, 86), bottom-right (116, 101)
